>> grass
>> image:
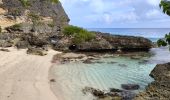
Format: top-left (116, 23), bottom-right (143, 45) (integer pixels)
top-left (19, 0), bottom-right (31, 7)
top-left (63, 25), bottom-right (96, 44)
top-left (50, 0), bottom-right (59, 4)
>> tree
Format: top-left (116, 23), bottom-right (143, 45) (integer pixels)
top-left (157, 0), bottom-right (170, 48)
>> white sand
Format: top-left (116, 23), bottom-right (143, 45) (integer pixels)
top-left (0, 48), bottom-right (60, 100)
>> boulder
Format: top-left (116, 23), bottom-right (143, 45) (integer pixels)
top-left (83, 58), bottom-right (93, 64)
top-left (0, 48), bottom-right (10, 52)
top-left (135, 62), bottom-right (170, 100)
top-left (15, 41), bottom-right (29, 49)
top-left (121, 84), bottom-right (140, 90)
top-left (82, 87), bottom-right (136, 100)
top-left (71, 32), bottom-right (153, 52)
top-left (99, 32), bottom-right (153, 51)
top-left (27, 47), bottom-right (47, 56)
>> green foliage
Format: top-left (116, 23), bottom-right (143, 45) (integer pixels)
top-left (28, 12), bottom-right (41, 23)
top-left (165, 33), bottom-right (170, 44)
top-left (63, 25), bottom-right (96, 44)
top-left (160, 0), bottom-right (170, 16)
top-left (157, 39), bottom-right (167, 47)
top-left (63, 25), bottom-right (83, 36)
top-left (19, 0), bottom-right (31, 7)
top-left (50, 0), bottom-right (59, 4)
top-left (158, 1), bottom-right (170, 48)
top-left (47, 22), bottom-right (55, 28)
top-left (11, 24), bottom-right (22, 30)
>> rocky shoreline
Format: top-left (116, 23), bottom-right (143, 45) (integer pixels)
top-left (1, 0), bottom-right (170, 100)
top-left (135, 62), bottom-right (170, 100)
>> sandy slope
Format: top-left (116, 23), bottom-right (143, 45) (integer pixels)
top-left (0, 48), bottom-right (60, 100)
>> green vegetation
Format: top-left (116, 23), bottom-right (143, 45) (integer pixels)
top-left (28, 12), bottom-right (41, 23)
top-left (160, 0), bottom-right (170, 16)
top-left (47, 22), bottom-right (55, 28)
top-left (19, 0), bottom-right (31, 7)
top-left (50, 0), bottom-right (59, 4)
top-left (158, 0), bottom-right (170, 48)
top-left (63, 25), bottom-right (96, 44)
top-left (28, 12), bottom-right (42, 31)
top-left (10, 24), bottom-right (22, 30)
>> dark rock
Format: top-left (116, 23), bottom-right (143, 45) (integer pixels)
top-left (0, 40), bottom-right (13, 47)
top-left (107, 61), bottom-right (117, 64)
top-left (50, 79), bottom-right (56, 82)
top-left (110, 88), bottom-right (123, 92)
top-left (83, 58), bottom-right (93, 64)
top-left (15, 41), bottom-right (29, 49)
top-left (82, 87), bottom-right (105, 98)
top-left (121, 91), bottom-right (136, 100)
top-left (138, 60), bottom-right (148, 64)
top-left (135, 62), bottom-right (170, 100)
top-left (118, 64), bottom-right (128, 67)
top-left (121, 84), bottom-right (140, 90)
top-left (99, 32), bottom-right (152, 51)
top-left (0, 48), bottom-right (10, 52)
top-left (27, 47), bottom-right (47, 56)
top-left (83, 87), bottom-right (136, 100)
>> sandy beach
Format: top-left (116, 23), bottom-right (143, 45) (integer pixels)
top-left (0, 48), bottom-right (60, 100)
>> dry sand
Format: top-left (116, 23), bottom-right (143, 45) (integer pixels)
top-left (0, 47), bottom-right (60, 100)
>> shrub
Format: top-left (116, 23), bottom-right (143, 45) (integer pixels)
top-left (157, 39), bottom-right (167, 47)
top-left (50, 0), bottom-right (59, 4)
top-left (157, 33), bottom-right (170, 47)
top-left (63, 25), bottom-right (95, 44)
top-left (10, 24), bottom-right (22, 30)
top-left (19, 0), bottom-right (31, 7)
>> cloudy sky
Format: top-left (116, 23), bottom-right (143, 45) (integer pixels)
top-left (60, 0), bottom-right (170, 28)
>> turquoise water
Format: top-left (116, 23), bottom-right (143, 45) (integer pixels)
top-left (50, 47), bottom-right (170, 100)
top-left (87, 28), bottom-right (170, 42)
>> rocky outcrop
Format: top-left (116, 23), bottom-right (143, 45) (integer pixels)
top-left (73, 32), bottom-right (153, 52)
top-left (135, 63), bottom-right (170, 100)
top-left (82, 87), bottom-right (136, 100)
top-left (0, 0), bottom-right (69, 32)
top-left (0, 1), bottom-right (152, 54)
top-left (27, 47), bottom-right (48, 56)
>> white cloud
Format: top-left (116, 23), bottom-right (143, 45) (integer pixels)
top-left (60, 0), bottom-right (170, 28)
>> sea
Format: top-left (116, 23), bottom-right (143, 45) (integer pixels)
top-left (50, 28), bottom-right (170, 100)
top-left (87, 28), bottom-right (170, 42)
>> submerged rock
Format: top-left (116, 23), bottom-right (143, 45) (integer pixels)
top-left (118, 64), bottom-right (128, 67)
top-left (121, 84), bottom-right (140, 90)
top-left (83, 58), bottom-right (94, 64)
top-left (82, 87), bottom-right (136, 100)
top-left (135, 62), bottom-right (170, 100)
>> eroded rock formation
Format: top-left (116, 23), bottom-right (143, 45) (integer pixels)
top-left (135, 63), bottom-right (170, 100)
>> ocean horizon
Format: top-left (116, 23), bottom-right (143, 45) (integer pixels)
top-left (87, 28), bottom-right (170, 42)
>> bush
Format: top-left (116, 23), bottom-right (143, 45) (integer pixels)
top-left (50, 0), bottom-right (59, 4)
top-left (157, 33), bottom-right (170, 47)
top-left (157, 39), bottom-right (167, 47)
top-left (19, 0), bottom-right (31, 7)
top-left (63, 25), bottom-right (95, 44)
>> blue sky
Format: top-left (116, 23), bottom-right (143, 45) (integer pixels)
top-left (60, 0), bottom-right (170, 28)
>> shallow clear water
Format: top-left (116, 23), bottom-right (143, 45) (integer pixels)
top-left (50, 47), bottom-right (170, 100)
